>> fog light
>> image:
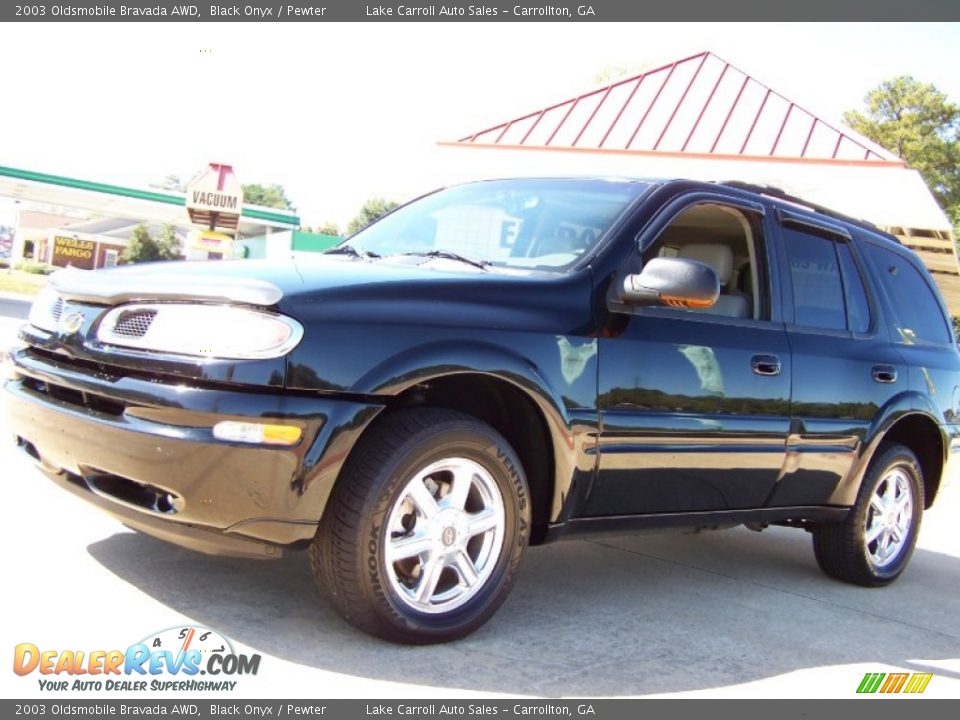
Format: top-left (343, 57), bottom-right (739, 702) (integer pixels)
top-left (213, 421), bottom-right (302, 446)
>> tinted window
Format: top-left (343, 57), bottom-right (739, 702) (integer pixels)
top-left (863, 242), bottom-right (951, 344)
top-left (783, 227), bottom-right (846, 330)
top-left (836, 242), bottom-right (871, 333)
top-left (641, 203), bottom-right (765, 321)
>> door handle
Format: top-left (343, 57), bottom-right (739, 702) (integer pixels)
top-left (872, 365), bottom-right (898, 384)
top-left (751, 354), bottom-right (781, 376)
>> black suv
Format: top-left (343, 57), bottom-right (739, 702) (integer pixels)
top-left (5, 178), bottom-right (958, 644)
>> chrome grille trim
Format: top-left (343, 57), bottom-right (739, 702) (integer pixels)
top-left (27, 286), bottom-right (64, 333)
top-left (95, 302), bottom-right (304, 359)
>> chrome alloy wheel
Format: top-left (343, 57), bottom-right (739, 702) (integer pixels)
top-left (384, 458), bottom-right (505, 614)
top-left (865, 467), bottom-right (913, 569)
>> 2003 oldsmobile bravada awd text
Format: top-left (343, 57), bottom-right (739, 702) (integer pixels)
top-left (5, 178), bottom-right (959, 643)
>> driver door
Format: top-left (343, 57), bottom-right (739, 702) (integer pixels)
top-left (587, 195), bottom-right (792, 516)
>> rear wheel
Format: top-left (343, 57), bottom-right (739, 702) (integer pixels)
top-left (813, 443), bottom-right (924, 586)
top-left (310, 408), bottom-right (531, 643)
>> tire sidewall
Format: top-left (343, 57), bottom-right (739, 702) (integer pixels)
top-left (854, 449), bottom-right (924, 583)
top-left (362, 424), bottom-right (531, 641)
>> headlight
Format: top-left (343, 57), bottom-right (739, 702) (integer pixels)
top-left (27, 286), bottom-right (63, 333)
top-left (97, 304), bottom-right (303, 360)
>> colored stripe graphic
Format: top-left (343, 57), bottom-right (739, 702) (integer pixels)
top-left (881, 673), bottom-right (909, 693)
top-left (857, 673), bottom-right (885, 693)
top-left (857, 672), bottom-right (932, 694)
top-left (903, 673), bottom-right (933, 694)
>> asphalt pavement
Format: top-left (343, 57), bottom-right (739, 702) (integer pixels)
top-left (1, 304), bottom-right (958, 699)
top-left (0, 295), bottom-right (27, 355)
top-left (0, 294), bottom-right (29, 320)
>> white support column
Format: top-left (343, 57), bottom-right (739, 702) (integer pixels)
top-left (7, 201), bottom-right (25, 269)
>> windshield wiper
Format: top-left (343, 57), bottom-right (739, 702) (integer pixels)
top-left (400, 249), bottom-right (490, 271)
top-left (324, 245), bottom-right (381, 260)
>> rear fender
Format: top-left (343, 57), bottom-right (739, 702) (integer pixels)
top-left (830, 391), bottom-right (946, 506)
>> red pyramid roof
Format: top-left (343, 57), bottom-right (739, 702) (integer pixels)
top-left (456, 51), bottom-right (898, 164)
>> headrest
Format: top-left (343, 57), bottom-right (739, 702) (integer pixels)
top-left (679, 243), bottom-right (734, 286)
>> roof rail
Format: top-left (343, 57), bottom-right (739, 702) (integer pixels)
top-left (716, 180), bottom-right (888, 237)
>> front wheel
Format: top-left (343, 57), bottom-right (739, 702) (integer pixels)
top-left (813, 443), bottom-right (924, 586)
top-left (310, 408), bottom-right (531, 643)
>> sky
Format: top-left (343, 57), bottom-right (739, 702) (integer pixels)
top-left (1, 22), bottom-right (959, 229)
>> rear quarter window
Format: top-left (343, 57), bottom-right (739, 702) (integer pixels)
top-left (862, 241), bottom-right (951, 344)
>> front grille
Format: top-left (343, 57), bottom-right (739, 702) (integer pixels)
top-left (22, 376), bottom-right (125, 417)
top-left (111, 309), bottom-right (157, 337)
top-left (51, 297), bottom-right (64, 322)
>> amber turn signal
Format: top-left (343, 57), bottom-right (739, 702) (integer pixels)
top-left (212, 421), bottom-right (302, 446)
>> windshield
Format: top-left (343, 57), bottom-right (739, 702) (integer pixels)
top-left (341, 178), bottom-right (650, 270)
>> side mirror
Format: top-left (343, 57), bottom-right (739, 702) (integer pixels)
top-left (621, 257), bottom-right (720, 308)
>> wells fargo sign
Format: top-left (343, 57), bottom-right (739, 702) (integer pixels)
top-left (52, 236), bottom-right (96, 270)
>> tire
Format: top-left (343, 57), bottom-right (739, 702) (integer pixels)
top-left (813, 442), bottom-right (924, 587)
top-left (310, 408), bottom-right (531, 643)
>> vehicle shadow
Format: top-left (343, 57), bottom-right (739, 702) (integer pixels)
top-left (87, 526), bottom-right (960, 696)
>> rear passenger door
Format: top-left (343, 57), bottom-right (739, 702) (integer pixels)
top-left (769, 210), bottom-right (906, 507)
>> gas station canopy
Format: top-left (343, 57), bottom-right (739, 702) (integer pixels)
top-left (0, 164), bottom-right (299, 237)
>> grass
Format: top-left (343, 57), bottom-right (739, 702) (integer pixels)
top-left (0, 269), bottom-right (49, 296)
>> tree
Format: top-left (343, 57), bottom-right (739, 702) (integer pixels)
top-left (347, 197), bottom-right (400, 236)
top-left (242, 183), bottom-right (296, 211)
top-left (122, 224), bottom-right (180, 264)
top-left (314, 221), bottom-right (342, 237)
top-left (151, 174), bottom-right (185, 192)
top-left (592, 64), bottom-right (649, 85)
top-left (844, 77), bottom-right (960, 226)
top-left (153, 224), bottom-right (181, 258)
top-left (300, 222), bottom-right (341, 236)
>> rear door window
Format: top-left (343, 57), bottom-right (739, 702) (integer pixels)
top-left (782, 227), bottom-right (846, 331)
top-left (836, 242), bottom-right (871, 334)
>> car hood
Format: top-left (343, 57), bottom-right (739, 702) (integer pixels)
top-left (48, 254), bottom-right (590, 333)
top-left (50, 255), bottom-right (559, 305)
top-left (49, 259), bottom-right (303, 306)
top-left (282, 254), bottom-right (591, 332)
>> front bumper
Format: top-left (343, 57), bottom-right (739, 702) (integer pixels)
top-left (4, 347), bottom-right (384, 558)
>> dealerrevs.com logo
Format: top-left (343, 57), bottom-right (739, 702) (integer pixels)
top-left (13, 626), bottom-right (261, 692)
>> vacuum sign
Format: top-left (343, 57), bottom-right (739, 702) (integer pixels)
top-left (189, 189), bottom-right (240, 212)
top-left (186, 163), bottom-right (243, 231)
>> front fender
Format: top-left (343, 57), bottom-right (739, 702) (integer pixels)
top-left (352, 339), bottom-right (585, 521)
top-left (354, 339), bottom-right (564, 405)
